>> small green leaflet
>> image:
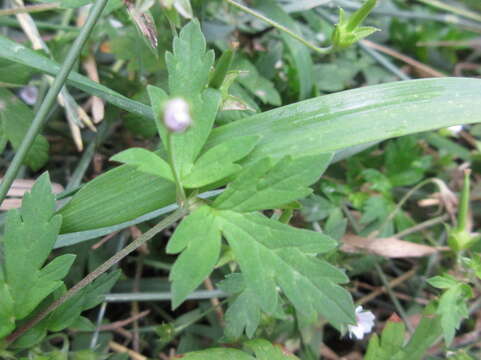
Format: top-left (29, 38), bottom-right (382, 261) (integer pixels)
top-left (1, 173), bottom-right (74, 338)
top-left (182, 135), bottom-right (259, 188)
top-left (365, 319), bottom-right (406, 360)
top-left (110, 148), bottom-right (174, 183)
top-left (182, 338), bottom-right (299, 359)
top-left (428, 275), bottom-right (473, 346)
top-left (166, 206), bottom-right (221, 308)
top-left (218, 273), bottom-right (285, 339)
top-left (0, 88), bottom-right (49, 171)
top-left (213, 154), bottom-right (332, 212)
top-left (148, 20), bottom-right (221, 179)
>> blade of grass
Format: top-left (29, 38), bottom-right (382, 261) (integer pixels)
top-left (0, 0), bottom-right (110, 205)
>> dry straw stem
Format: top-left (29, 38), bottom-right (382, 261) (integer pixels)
top-left (10, 0), bottom-right (94, 150)
top-left (0, 2), bottom-right (59, 16)
top-left (361, 39), bottom-right (446, 77)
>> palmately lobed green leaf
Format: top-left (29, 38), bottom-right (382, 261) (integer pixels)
top-left (148, 21), bottom-right (222, 180)
top-left (3, 173), bottom-right (69, 320)
top-left (216, 211), bottom-right (355, 329)
top-left (166, 20), bottom-right (214, 97)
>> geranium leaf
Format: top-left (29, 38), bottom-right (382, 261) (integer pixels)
top-left (213, 154), bottom-right (332, 212)
top-left (2, 173), bottom-right (73, 324)
top-left (216, 210), bottom-right (355, 329)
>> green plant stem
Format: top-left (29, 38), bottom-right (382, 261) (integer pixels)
top-left (224, 0), bottom-right (333, 55)
top-left (369, 178), bottom-right (444, 238)
top-left (375, 263), bottom-right (414, 333)
top-left (0, 2), bottom-right (60, 16)
top-left (167, 133), bottom-right (187, 204)
top-left (0, 0), bottom-right (109, 206)
top-left (457, 169), bottom-right (471, 231)
top-left (5, 207), bottom-right (187, 345)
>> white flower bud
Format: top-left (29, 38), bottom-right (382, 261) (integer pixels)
top-left (163, 98), bottom-right (191, 133)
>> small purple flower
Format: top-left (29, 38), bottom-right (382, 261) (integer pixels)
top-left (163, 98), bottom-right (191, 133)
top-left (19, 85), bottom-right (38, 105)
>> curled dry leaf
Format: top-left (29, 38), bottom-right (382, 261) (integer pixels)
top-left (341, 233), bottom-right (449, 258)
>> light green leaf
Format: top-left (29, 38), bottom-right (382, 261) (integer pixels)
top-left (0, 88), bottom-right (49, 170)
top-left (0, 281), bottom-right (15, 338)
top-left (182, 348), bottom-right (253, 360)
top-left (245, 339), bottom-right (299, 360)
top-left (58, 78), bottom-right (481, 233)
top-left (213, 154), bottom-right (331, 212)
top-left (365, 320), bottom-right (406, 360)
top-left (182, 338), bottom-right (299, 359)
top-left (427, 274), bottom-right (459, 289)
top-left (437, 283), bottom-right (472, 345)
top-left (45, 270), bottom-right (120, 331)
top-left (3, 173), bottom-right (70, 320)
top-left (166, 206), bottom-right (221, 308)
top-left (253, 0), bottom-right (313, 100)
top-left (216, 211), bottom-right (354, 329)
top-left (110, 148), bottom-right (174, 183)
top-left (182, 136), bottom-right (259, 188)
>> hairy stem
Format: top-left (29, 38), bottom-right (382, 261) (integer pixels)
top-left (6, 208), bottom-right (187, 345)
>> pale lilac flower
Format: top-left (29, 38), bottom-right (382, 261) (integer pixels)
top-left (164, 98), bottom-right (191, 133)
top-left (19, 85), bottom-right (38, 105)
top-left (347, 306), bottom-right (375, 340)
